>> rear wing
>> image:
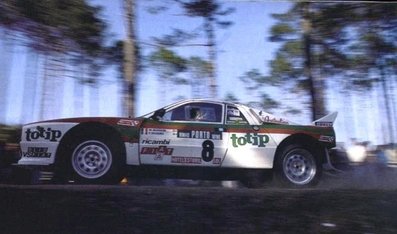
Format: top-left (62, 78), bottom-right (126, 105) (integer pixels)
top-left (312, 112), bottom-right (338, 127)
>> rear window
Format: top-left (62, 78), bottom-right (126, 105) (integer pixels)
top-left (226, 106), bottom-right (249, 125)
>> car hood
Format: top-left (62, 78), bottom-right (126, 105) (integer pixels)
top-left (26, 117), bottom-right (144, 127)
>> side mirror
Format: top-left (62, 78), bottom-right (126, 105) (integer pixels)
top-left (150, 108), bottom-right (165, 121)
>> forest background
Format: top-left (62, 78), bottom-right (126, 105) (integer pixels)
top-left (0, 0), bottom-right (396, 147)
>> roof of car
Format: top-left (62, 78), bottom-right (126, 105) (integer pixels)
top-left (140, 98), bottom-right (252, 118)
top-left (172, 98), bottom-right (246, 108)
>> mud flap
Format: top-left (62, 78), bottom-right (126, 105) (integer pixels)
top-left (322, 148), bottom-right (347, 176)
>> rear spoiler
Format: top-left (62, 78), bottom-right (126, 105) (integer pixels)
top-left (312, 112), bottom-right (338, 127)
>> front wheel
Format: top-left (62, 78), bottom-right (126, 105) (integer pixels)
top-left (72, 140), bottom-right (114, 180)
top-left (60, 135), bottom-right (125, 184)
top-left (274, 144), bottom-right (321, 187)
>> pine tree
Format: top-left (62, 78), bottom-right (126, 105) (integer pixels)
top-left (123, 0), bottom-right (137, 117)
top-left (0, 0), bottom-right (108, 121)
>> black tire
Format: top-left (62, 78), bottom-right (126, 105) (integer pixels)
top-left (59, 134), bottom-right (125, 184)
top-left (274, 144), bottom-right (322, 188)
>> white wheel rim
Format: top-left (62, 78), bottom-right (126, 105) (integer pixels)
top-left (72, 140), bottom-right (112, 179)
top-left (283, 148), bottom-right (316, 185)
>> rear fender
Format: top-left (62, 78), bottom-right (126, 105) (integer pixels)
top-left (274, 134), bottom-right (326, 165)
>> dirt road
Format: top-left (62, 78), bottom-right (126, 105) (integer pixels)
top-left (0, 184), bottom-right (397, 233)
top-left (1, 164), bottom-right (397, 233)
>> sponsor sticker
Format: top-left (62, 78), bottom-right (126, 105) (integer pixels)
top-left (262, 116), bottom-right (289, 124)
top-left (230, 133), bottom-right (269, 148)
top-left (315, 122), bottom-right (333, 127)
top-left (141, 139), bottom-right (170, 145)
top-left (177, 130), bottom-right (222, 140)
top-left (227, 109), bottom-right (240, 117)
top-left (141, 146), bottom-right (174, 161)
top-left (171, 156), bottom-right (202, 164)
top-left (25, 126), bottom-right (62, 142)
top-left (141, 146), bottom-right (174, 155)
top-left (117, 119), bottom-right (141, 127)
top-left (141, 128), bottom-right (168, 135)
top-left (229, 117), bottom-right (243, 121)
top-left (213, 158), bottom-right (221, 165)
top-left (22, 147), bottom-right (51, 158)
top-left (319, 135), bottom-right (335, 143)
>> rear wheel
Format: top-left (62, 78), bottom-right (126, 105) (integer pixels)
top-left (275, 144), bottom-right (321, 187)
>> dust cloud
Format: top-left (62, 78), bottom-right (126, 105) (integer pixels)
top-left (320, 163), bottom-right (397, 190)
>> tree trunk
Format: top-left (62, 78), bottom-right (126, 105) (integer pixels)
top-left (380, 62), bottom-right (394, 143)
top-left (0, 29), bottom-right (13, 123)
top-left (205, 17), bottom-right (217, 98)
top-left (302, 3), bottom-right (326, 121)
top-left (123, 0), bottom-right (137, 117)
top-left (39, 54), bottom-right (49, 120)
top-left (391, 65), bottom-right (397, 143)
top-left (89, 83), bottom-right (99, 116)
top-left (73, 60), bottom-right (85, 117)
top-left (21, 48), bottom-right (39, 123)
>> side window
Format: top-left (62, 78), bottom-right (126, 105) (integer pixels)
top-left (226, 106), bottom-right (249, 125)
top-left (163, 103), bottom-right (223, 123)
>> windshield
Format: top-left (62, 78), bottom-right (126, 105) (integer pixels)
top-left (140, 101), bottom-right (184, 118)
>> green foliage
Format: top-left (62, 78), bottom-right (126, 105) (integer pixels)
top-left (187, 56), bottom-right (211, 79)
top-left (0, 0), bottom-right (107, 57)
top-left (181, 0), bottom-right (234, 29)
top-left (269, 52), bottom-right (302, 84)
top-left (0, 0), bottom-right (116, 121)
top-left (0, 125), bottom-right (21, 143)
top-left (269, 23), bottom-right (296, 42)
top-left (268, 6), bottom-right (308, 87)
top-left (184, 56), bottom-right (212, 98)
top-left (239, 69), bottom-right (270, 90)
top-left (260, 93), bottom-right (280, 110)
top-left (154, 29), bottom-right (198, 47)
top-left (182, 0), bottom-right (232, 18)
top-left (148, 0), bottom-right (235, 98)
top-left (153, 0), bottom-right (234, 46)
top-left (283, 108), bottom-right (301, 115)
top-left (268, 2), bottom-right (397, 120)
top-left (106, 40), bottom-right (143, 80)
top-left (224, 92), bottom-right (239, 103)
top-left (149, 47), bottom-right (187, 82)
top-left (238, 69), bottom-right (280, 111)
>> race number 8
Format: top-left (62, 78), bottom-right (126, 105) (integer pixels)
top-left (201, 140), bottom-right (214, 162)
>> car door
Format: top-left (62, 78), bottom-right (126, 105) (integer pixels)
top-left (221, 105), bottom-right (276, 169)
top-left (139, 101), bottom-right (228, 167)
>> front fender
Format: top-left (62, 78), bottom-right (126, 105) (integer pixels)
top-left (19, 122), bottom-right (78, 165)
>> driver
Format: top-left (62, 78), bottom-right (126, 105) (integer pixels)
top-left (190, 108), bottom-right (206, 121)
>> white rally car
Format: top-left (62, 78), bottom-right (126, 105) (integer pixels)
top-left (18, 99), bottom-right (338, 187)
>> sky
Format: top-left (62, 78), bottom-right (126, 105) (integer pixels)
top-left (90, 0), bottom-right (292, 113)
top-left (2, 0), bottom-right (286, 122)
top-left (1, 0), bottom-right (395, 146)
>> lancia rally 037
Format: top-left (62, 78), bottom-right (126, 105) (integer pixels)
top-left (18, 99), bottom-right (338, 187)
